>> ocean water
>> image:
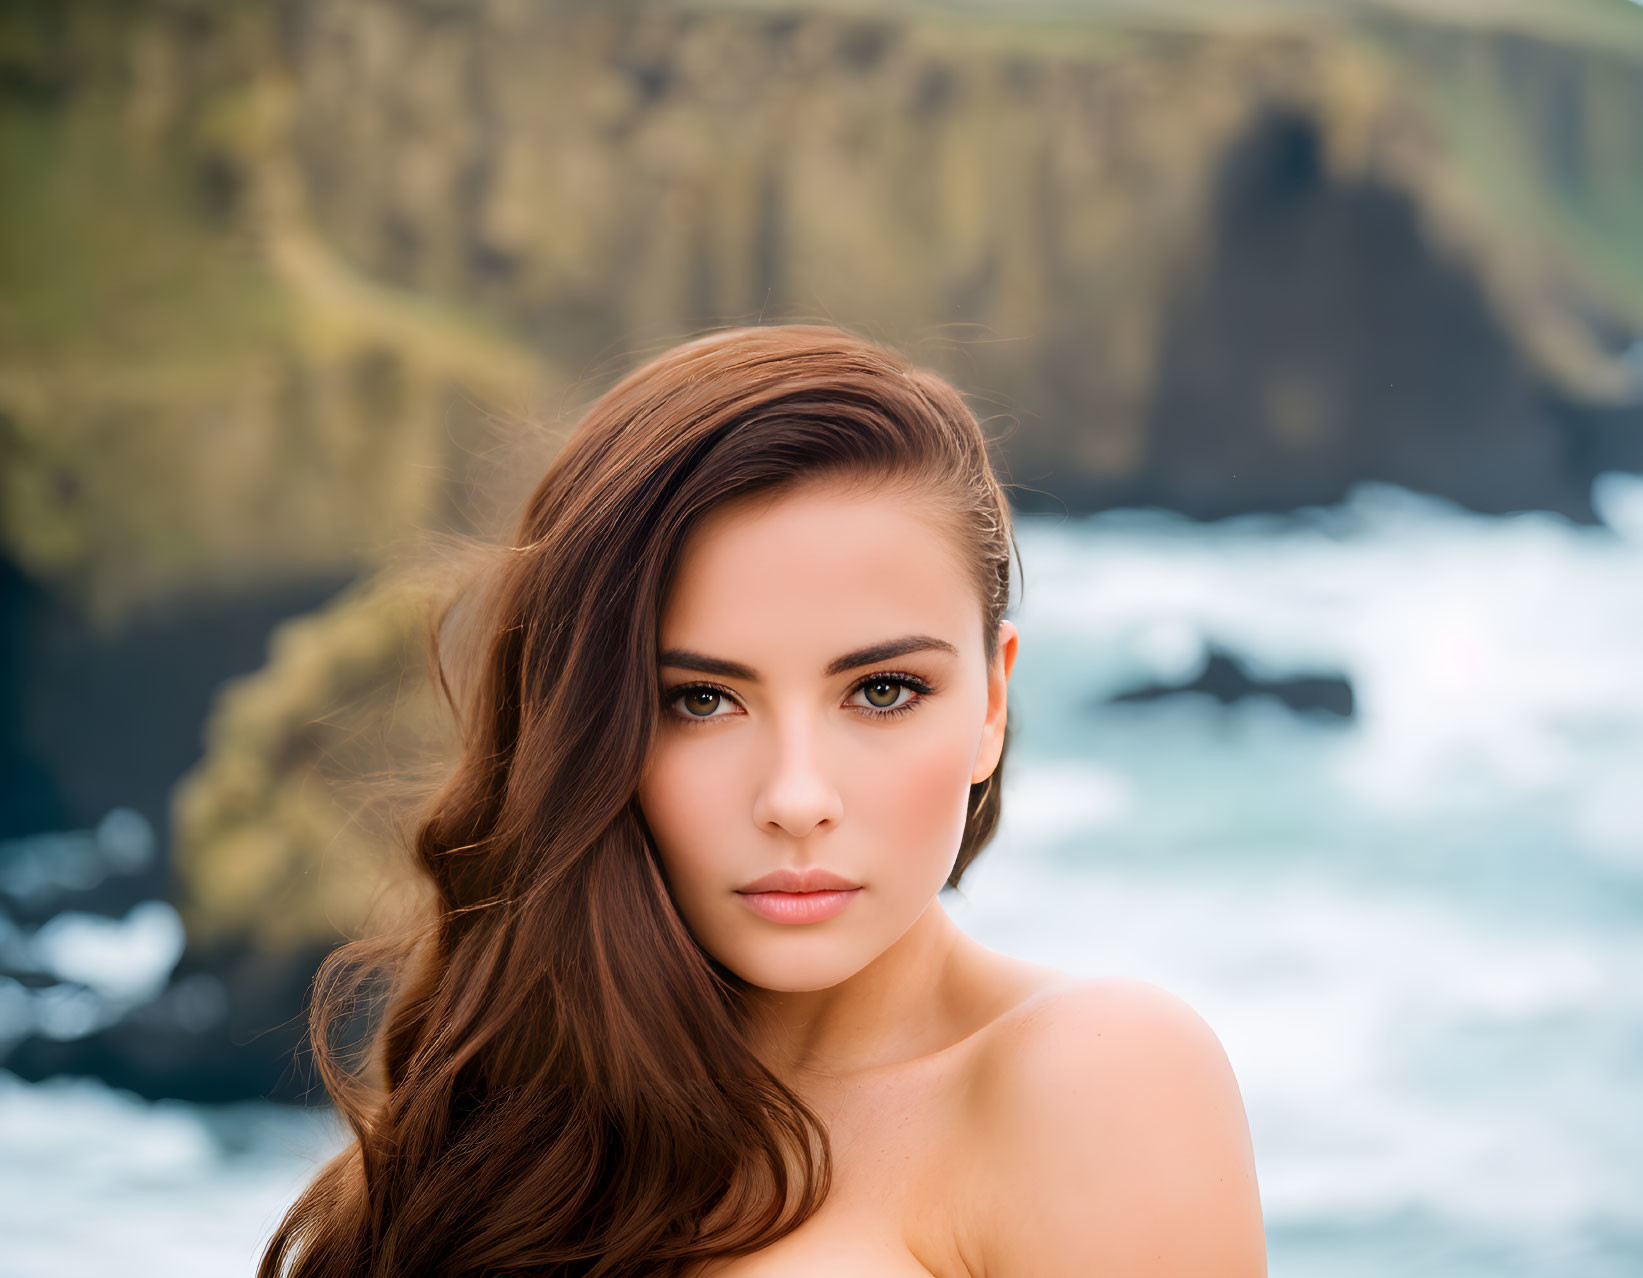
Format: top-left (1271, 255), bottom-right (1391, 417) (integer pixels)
top-left (0, 1071), bottom-right (346, 1278)
top-left (3, 477), bottom-right (1640, 1276)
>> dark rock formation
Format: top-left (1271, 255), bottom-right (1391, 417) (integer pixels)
top-left (1103, 643), bottom-right (1356, 721)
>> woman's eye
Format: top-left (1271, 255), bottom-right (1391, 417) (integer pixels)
top-left (855, 677), bottom-right (912, 711)
top-left (665, 674), bottom-right (932, 725)
top-left (672, 687), bottom-right (736, 720)
top-left (848, 674), bottom-right (933, 717)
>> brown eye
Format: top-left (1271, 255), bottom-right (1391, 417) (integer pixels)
top-left (680, 688), bottom-right (724, 718)
top-left (664, 682), bottom-right (746, 726)
top-left (861, 678), bottom-right (903, 710)
top-left (848, 672), bottom-right (935, 719)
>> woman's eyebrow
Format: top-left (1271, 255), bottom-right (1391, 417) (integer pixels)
top-left (658, 634), bottom-right (959, 682)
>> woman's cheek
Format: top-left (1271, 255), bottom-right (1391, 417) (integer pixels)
top-left (855, 724), bottom-right (975, 890)
top-left (640, 742), bottom-right (722, 898)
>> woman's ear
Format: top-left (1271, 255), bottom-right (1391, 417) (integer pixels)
top-left (971, 619), bottom-right (1019, 785)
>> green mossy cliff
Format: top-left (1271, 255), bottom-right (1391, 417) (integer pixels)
top-left (3, 0), bottom-right (1640, 960)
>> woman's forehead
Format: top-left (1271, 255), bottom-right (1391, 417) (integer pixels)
top-left (660, 487), bottom-right (978, 663)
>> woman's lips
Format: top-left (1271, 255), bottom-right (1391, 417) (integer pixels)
top-left (736, 888), bottom-right (862, 924)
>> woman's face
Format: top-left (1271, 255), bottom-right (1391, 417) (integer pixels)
top-left (637, 478), bottom-right (1017, 993)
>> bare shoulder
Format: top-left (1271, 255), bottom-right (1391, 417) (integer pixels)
top-left (959, 977), bottom-right (1267, 1278)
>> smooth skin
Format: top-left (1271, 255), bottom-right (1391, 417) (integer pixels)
top-left (637, 476), bottom-right (1266, 1276)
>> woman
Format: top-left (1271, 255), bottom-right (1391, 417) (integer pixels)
top-left (260, 323), bottom-right (1266, 1277)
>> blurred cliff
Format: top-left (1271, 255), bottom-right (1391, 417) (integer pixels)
top-left (3, 0), bottom-right (1641, 1099)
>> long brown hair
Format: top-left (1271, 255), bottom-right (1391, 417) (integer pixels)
top-left (258, 322), bottom-right (1021, 1277)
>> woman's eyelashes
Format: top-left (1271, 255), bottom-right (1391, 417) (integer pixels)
top-left (663, 672), bottom-right (938, 726)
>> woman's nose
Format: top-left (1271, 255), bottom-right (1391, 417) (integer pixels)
top-left (749, 717), bottom-right (845, 837)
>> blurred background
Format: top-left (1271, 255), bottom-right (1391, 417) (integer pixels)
top-left (3, 0), bottom-right (1641, 1273)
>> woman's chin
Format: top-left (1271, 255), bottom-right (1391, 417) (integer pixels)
top-left (719, 946), bottom-right (872, 995)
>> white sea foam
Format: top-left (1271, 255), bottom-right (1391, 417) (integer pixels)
top-left (0, 900), bottom-right (189, 1048)
top-left (0, 1071), bottom-right (342, 1278)
top-left (30, 902), bottom-right (185, 1005)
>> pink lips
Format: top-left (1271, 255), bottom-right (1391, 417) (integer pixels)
top-left (736, 888), bottom-right (862, 924)
top-left (735, 867), bottom-right (863, 925)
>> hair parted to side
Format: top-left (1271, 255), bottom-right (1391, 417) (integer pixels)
top-left (258, 322), bottom-right (1022, 1278)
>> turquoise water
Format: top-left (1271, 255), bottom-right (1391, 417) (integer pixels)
top-left (3, 477), bottom-right (1640, 1275)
